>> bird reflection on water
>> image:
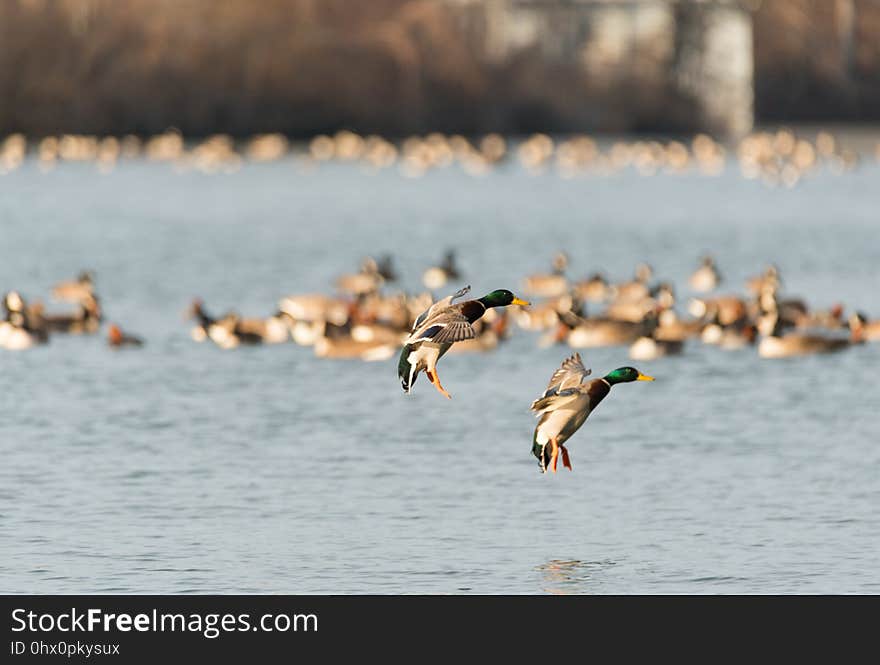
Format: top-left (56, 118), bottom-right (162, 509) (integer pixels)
top-left (536, 559), bottom-right (615, 595)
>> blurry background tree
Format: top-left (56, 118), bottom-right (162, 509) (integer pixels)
top-left (0, 0), bottom-right (878, 138)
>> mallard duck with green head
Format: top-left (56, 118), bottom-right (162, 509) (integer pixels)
top-left (530, 353), bottom-right (654, 473)
top-left (398, 286), bottom-right (529, 399)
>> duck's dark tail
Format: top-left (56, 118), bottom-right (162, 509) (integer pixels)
top-left (398, 344), bottom-right (416, 393)
top-left (532, 429), bottom-right (550, 473)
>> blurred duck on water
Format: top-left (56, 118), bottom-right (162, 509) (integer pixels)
top-left (572, 272), bottom-right (611, 304)
top-left (746, 265), bottom-right (781, 296)
top-left (522, 252), bottom-right (569, 299)
top-left (553, 310), bottom-right (654, 349)
top-left (336, 255), bottom-right (396, 296)
top-left (422, 250), bottom-right (461, 290)
top-left (1, 291), bottom-right (45, 350)
top-left (519, 292), bottom-right (584, 334)
top-left (688, 256), bottom-right (721, 292)
top-left (700, 315), bottom-right (757, 350)
top-left (628, 328), bottom-right (683, 361)
top-left (189, 299), bottom-right (289, 349)
top-left (757, 312), bottom-right (856, 358)
top-left (108, 324), bottom-right (143, 348)
top-left (848, 312), bottom-right (880, 342)
top-left (611, 262), bottom-right (653, 302)
top-left (42, 293), bottom-right (102, 334)
top-left (51, 270), bottom-right (95, 303)
top-left (5, 246), bottom-right (874, 382)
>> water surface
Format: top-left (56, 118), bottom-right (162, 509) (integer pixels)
top-left (1, 157), bottom-right (878, 593)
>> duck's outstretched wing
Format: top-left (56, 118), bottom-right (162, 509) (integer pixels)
top-left (530, 353), bottom-right (591, 413)
top-left (545, 352), bottom-right (590, 392)
top-left (411, 285), bottom-right (471, 332)
top-left (530, 388), bottom-right (583, 414)
top-left (407, 309), bottom-right (476, 345)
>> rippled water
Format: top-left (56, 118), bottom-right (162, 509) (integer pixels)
top-left (1, 155), bottom-right (879, 593)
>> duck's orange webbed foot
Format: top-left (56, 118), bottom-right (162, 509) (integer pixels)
top-left (426, 370), bottom-right (452, 399)
top-left (560, 446), bottom-right (572, 471)
top-left (548, 438), bottom-right (559, 473)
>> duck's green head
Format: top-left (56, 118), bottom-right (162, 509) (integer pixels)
top-left (604, 366), bottom-right (655, 385)
top-left (478, 289), bottom-right (530, 308)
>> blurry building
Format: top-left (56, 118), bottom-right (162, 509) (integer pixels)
top-left (449, 0), bottom-right (753, 135)
top-left (1, 0), bottom-right (879, 137)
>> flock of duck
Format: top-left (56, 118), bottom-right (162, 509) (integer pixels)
top-left (0, 273), bottom-right (142, 351)
top-left (4, 251), bottom-right (877, 473)
top-left (1, 128), bottom-right (872, 186)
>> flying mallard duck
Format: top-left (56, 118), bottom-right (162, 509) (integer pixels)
top-left (398, 286), bottom-right (529, 399)
top-left (530, 353), bottom-right (654, 474)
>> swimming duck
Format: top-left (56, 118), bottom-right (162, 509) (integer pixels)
top-left (1, 291), bottom-right (44, 350)
top-left (652, 308), bottom-right (704, 342)
top-left (375, 255), bottom-right (398, 283)
top-left (571, 272), bottom-right (610, 303)
top-left (746, 265), bottom-right (781, 296)
top-left (51, 270), bottom-right (95, 302)
top-left (555, 310), bottom-right (654, 348)
top-left (187, 300), bottom-right (260, 348)
top-left (611, 263), bottom-right (653, 302)
top-left (794, 303), bottom-right (845, 331)
top-left (233, 312), bottom-right (292, 344)
top-left (398, 286), bottom-right (529, 399)
top-left (517, 292), bottom-right (583, 333)
top-left (758, 313), bottom-right (852, 358)
top-left (314, 334), bottom-right (398, 361)
top-left (42, 294), bottom-right (102, 334)
top-left (336, 257), bottom-right (385, 296)
top-left (717, 323), bottom-right (757, 350)
top-left (688, 295), bottom-right (748, 327)
top-left (354, 292), bottom-right (411, 331)
top-left (688, 256), bottom-right (721, 292)
top-left (700, 316), bottom-right (757, 350)
top-left (522, 252), bottom-right (569, 299)
top-left (188, 298), bottom-right (221, 342)
top-left (423, 250), bottom-right (461, 290)
top-left (755, 286), bottom-right (808, 328)
top-left (530, 354), bottom-right (654, 473)
top-left (108, 324), bottom-right (144, 348)
top-left (628, 333), bottom-right (683, 360)
top-left (215, 313), bottom-right (266, 349)
top-left (604, 296), bottom-right (656, 324)
top-left (278, 294), bottom-right (350, 328)
top-left (848, 312), bottom-right (880, 342)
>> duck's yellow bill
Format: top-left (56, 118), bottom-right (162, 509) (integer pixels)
top-left (637, 373), bottom-right (655, 381)
top-left (511, 297), bottom-right (530, 306)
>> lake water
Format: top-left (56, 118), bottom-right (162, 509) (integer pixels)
top-left (1, 153), bottom-right (878, 593)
